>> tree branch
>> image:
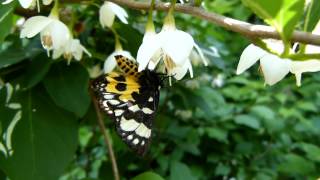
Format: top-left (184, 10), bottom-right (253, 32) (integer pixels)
top-left (108, 0), bottom-right (320, 46)
top-left (90, 89), bottom-right (120, 180)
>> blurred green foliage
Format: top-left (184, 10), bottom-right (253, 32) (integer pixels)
top-left (1, 0), bottom-right (320, 180)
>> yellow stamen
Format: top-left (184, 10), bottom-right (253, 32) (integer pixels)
top-left (42, 35), bottom-right (53, 48)
top-left (63, 52), bottom-right (73, 61)
top-left (164, 55), bottom-right (176, 70)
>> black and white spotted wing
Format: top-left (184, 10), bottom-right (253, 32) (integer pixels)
top-left (92, 55), bottom-right (162, 155)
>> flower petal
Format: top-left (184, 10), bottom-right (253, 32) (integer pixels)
top-left (147, 51), bottom-right (162, 70)
top-left (48, 20), bottom-right (71, 49)
top-left (20, 16), bottom-right (53, 38)
top-left (109, 2), bottom-right (128, 24)
top-left (193, 42), bottom-right (208, 66)
top-left (52, 48), bottom-right (63, 59)
top-left (42, 0), bottom-right (53, 5)
top-left (69, 39), bottom-right (82, 60)
top-left (2, 0), bottom-right (14, 5)
top-left (104, 54), bottom-right (117, 73)
top-left (236, 44), bottom-right (267, 75)
top-left (264, 39), bottom-right (285, 54)
top-left (171, 59), bottom-right (192, 80)
top-left (99, 2), bottom-right (116, 28)
top-left (137, 33), bottom-right (162, 71)
top-left (161, 29), bottom-right (194, 65)
top-left (18, 0), bottom-right (33, 8)
top-left (260, 54), bottom-right (291, 86)
top-left (290, 60), bottom-right (320, 86)
top-left (81, 45), bottom-right (91, 57)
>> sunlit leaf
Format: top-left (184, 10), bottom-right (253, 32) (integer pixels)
top-left (234, 114), bottom-right (261, 129)
top-left (297, 143), bottom-right (320, 162)
top-left (278, 154), bottom-right (316, 175)
top-left (206, 127), bottom-right (228, 143)
top-left (304, 0), bottom-right (320, 32)
top-left (242, 0), bottom-right (305, 42)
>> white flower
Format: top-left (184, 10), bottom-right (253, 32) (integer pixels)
top-left (20, 15), bottom-right (71, 54)
top-left (137, 21), bottom-right (206, 80)
top-left (41, 0), bottom-right (52, 5)
top-left (237, 43), bottom-right (320, 86)
top-left (104, 50), bottom-right (133, 73)
top-left (136, 30), bottom-right (162, 71)
top-left (167, 57), bottom-right (193, 80)
top-left (99, 1), bottom-right (128, 28)
top-left (290, 60), bottom-right (320, 86)
top-left (2, 0), bottom-right (32, 8)
top-left (52, 39), bottom-right (91, 63)
top-left (2, 0), bottom-right (52, 10)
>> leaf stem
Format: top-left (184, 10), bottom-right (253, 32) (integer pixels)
top-left (90, 88), bottom-right (120, 180)
top-left (110, 28), bottom-right (123, 51)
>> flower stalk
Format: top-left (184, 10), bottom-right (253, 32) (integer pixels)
top-left (145, 0), bottom-right (155, 32)
top-left (50, 0), bottom-right (59, 18)
top-left (111, 28), bottom-right (122, 51)
top-left (163, 0), bottom-right (176, 28)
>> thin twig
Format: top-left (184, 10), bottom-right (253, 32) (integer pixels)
top-left (15, 0), bottom-right (320, 45)
top-left (90, 89), bottom-right (120, 180)
top-left (107, 0), bottom-right (320, 46)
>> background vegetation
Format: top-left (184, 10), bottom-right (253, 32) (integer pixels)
top-left (1, 0), bottom-right (320, 179)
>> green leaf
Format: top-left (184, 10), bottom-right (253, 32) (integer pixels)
top-left (205, 127), bottom-right (228, 143)
top-left (242, 0), bottom-right (305, 41)
top-left (278, 154), bottom-right (316, 175)
top-left (235, 142), bottom-right (253, 155)
top-left (194, 87), bottom-right (231, 118)
top-left (250, 106), bottom-right (275, 120)
top-left (19, 55), bottom-right (52, 90)
top-left (0, 38), bottom-right (43, 69)
top-left (116, 23), bottom-right (143, 57)
top-left (305, 0), bottom-right (320, 32)
top-left (254, 173), bottom-right (273, 180)
top-left (132, 171), bottom-right (165, 180)
top-left (296, 101), bottom-right (317, 112)
top-left (214, 163), bottom-right (230, 176)
top-left (170, 161), bottom-right (197, 180)
top-left (297, 143), bottom-right (320, 162)
top-left (0, 49), bottom-right (26, 69)
top-left (78, 126), bottom-right (93, 148)
top-left (0, 169), bottom-right (6, 180)
top-left (234, 115), bottom-right (260, 129)
top-left (0, 84), bottom-right (19, 158)
top-left (250, 105), bottom-right (284, 132)
top-left (0, 2), bottom-right (15, 43)
top-left (44, 62), bottom-right (90, 117)
top-left (204, 0), bottom-right (238, 14)
top-left (0, 87), bottom-right (78, 180)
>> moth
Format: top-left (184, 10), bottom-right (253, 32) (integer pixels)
top-left (91, 55), bottom-right (162, 155)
